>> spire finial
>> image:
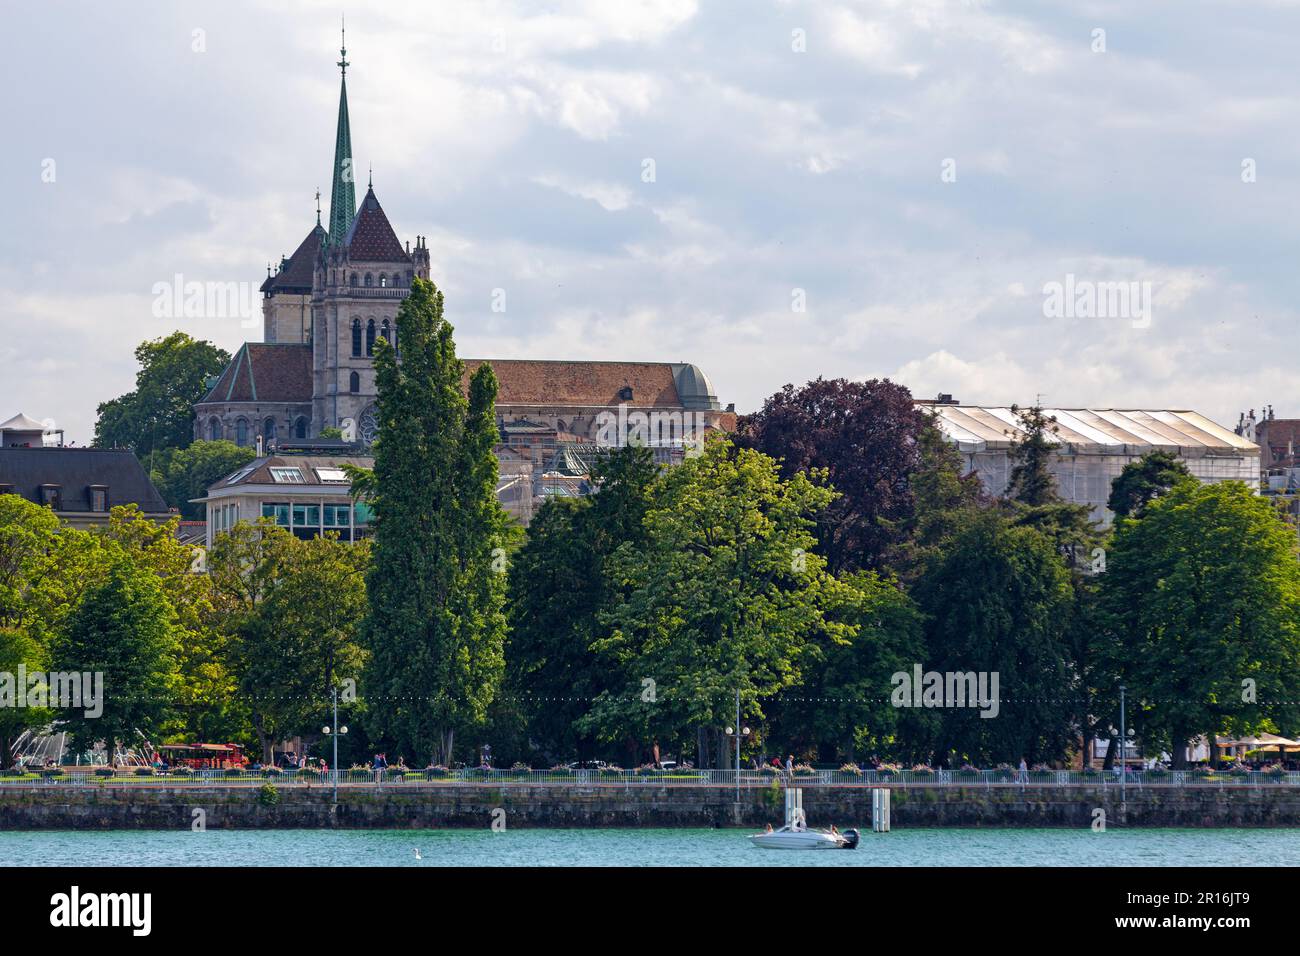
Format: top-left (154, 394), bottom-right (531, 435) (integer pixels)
top-left (338, 15), bottom-right (349, 78)
top-left (315, 188), bottom-right (322, 225)
top-left (368, 162), bottom-right (373, 188)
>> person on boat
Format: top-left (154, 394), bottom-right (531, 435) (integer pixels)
top-left (830, 824), bottom-right (839, 836)
top-left (764, 824), bottom-right (773, 833)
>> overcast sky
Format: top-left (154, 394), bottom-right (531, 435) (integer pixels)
top-left (4, 0), bottom-right (1299, 443)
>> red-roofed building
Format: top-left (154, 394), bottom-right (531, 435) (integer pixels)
top-left (194, 41), bottom-right (730, 524)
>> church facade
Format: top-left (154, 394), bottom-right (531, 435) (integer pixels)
top-left (194, 38), bottom-right (731, 474)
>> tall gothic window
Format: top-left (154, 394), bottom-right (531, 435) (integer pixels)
top-left (263, 418), bottom-right (277, 442)
top-left (208, 418), bottom-right (221, 441)
top-left (235, 419), bottom-right (248, 447)
top-left (379, 273), bottom-right (388, 288)
top-left (364, 273), bottom-right (373, 287)
top-left (350, 273), bottom-right (358, 287)
top-left (380, 319), bottom-right (391, 348)
top-left (366, 319), bottom-right (376, 356)
top-left (349, 371), bottom-right (360, 394)
top-left (352, 318), bottom-right (362, 357)
top-left (294, 416), bottom-right (308, 439)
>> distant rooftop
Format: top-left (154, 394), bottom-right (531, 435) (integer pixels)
top-left (923, 405), bottom-right (1259, 456)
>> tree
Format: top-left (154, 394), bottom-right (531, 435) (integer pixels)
top-left (0, 628), bottom-right (52, 769)
top-left (1005, 404), bottom-right (1061, 507)
top-left (152, 440), bottom-right (255, 518)
top-left (0, 494), bottom-right (104, 643)
top-left (96, 506), bottom-right (243, 744)
top-left (580, 439), bottom-right (850, 767)
top-left (505, 445), bottom-right (658, 762)
top-left (1100, 480), bottom-right (1300, 767)
top-left (770, 571), bottom-right (931, 764)
top-left (55, 559), bottom-right (180, 755)
top-left (93, 332), bottom-right (230, 464)
top-left (892, 417), bottom-right (985, 579)
top-left (212, 529), bottom-right (369, 762)
top-left (735, 377), bottom-right (929, 573)
top-left (912, 508), bottom-right (1077, 765)
top-left (1107, 450), bottom-right (1193, 519)
top-left (362, 279), bottom-right (509, 765)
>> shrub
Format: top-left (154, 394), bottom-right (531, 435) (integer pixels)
top-left (94, 767), bottom-right (116, 777)
top-left (263, 767), bottom-right (283, 777)
top-left (510, 762), bottom-right (531, 772)
top-left (133, 767), bottom-right (154, 776)
top-left (838, 763), bottom-right (862, 775)
top-left (258, 782), bottom-right (279, 806)
top-left (42, 767), bottom-right (65, 778)
top-left (223, 768), bottom-right (244, 778)
top-left (171, 766), bottom-right (193, 777)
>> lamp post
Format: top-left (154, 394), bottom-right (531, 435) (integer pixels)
top-left (1119, 684), bottom-right (1126, 811)
top-left (321, 685), bottom-right (348, 803)
top-left (724, 689), bottom-right (752, 803)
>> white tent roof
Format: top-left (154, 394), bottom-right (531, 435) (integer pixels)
top-left (921, 405), bottom-right (1259, 456)
top-left (0, 412), bottom-right (48, 432)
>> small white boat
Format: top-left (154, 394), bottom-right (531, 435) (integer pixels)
top-left (749, 825), bottom-right (859, 850)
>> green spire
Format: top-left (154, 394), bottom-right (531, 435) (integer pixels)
top-left (327, 20), bottom-right (355, 244)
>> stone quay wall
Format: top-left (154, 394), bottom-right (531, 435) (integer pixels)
top-left (3, 783), bottom-right (1300, 829)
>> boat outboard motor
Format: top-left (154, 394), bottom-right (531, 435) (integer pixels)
top-left (840, 828), bottom-right (860, 849)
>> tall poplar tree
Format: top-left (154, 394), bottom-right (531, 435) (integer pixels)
top-left (362, 279), bottom-right (508, 766)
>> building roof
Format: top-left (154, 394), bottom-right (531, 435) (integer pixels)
top-left (0, 447), bottom-right (170, 513)
top-left (465, 359), bottom-right (685, 408)
top-left (0, 412), bottom-right (47, 432)
top-left (197, 343), bottom-right (313, 405)
top-left (260, 224), bottom-right (326, 295)
top-left (924, 405), bottom-right (1259, 456)
top-left (344, 187), bottom-right (410, 262)
top-left (1255, 418), bottom-right (1300, 470)
top-left (205, 454), bottom-right (375, 494)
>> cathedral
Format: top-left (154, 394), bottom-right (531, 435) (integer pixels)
top-left (194, 36), bottom-right (732, 482)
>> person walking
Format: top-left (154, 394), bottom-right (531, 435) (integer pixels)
top-left (1017, 757), bottom-right (1028, 784)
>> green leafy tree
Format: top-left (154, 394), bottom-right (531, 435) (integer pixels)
top-left (217, 532), bottom-right (370, 762)
top-left (505, 446), bottom-right (658, 762)
top-left (0, 628), bottom-right (53, 769)
top-left (152, 440), bottom-right (255, 518)
top-left (771, 571), bottom-right (931, 763)
top-left (1100, 480), bottom-right (1300, 767)
top-left (892, 418), bottom-right (985, 578)
top-left (93, 332), bottom-right (230, 464)
top-left (580, 440), bottom-right (849, 768)
top-left (0, 494), bottom-right (105, 643)
top-left (55, 559), bottom-right (180, 755)
top-left (362, 279), bottom-right (509, 765)
top-left (1107, 450), bottom-right (1194, 519)
top-left (1005, 404), bottom-right (1061, 507)
top-left (912, 508), bottom-right (1077, 765)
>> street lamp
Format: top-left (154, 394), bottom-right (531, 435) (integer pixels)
top-left (321, 685), bottom-right (348, 803)
top-left (725, 689), bottom-right (752, 802)
top-left (1119, 684), bottom-right (1126, 811)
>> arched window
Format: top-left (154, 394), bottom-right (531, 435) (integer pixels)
top-left (380, 319), bottom-right (391, 348)
top-left (263, 418), bottom-right (277, 442)
top-left (366, 319), bottom-right (376, 356)
top-left (294, 416), bottom-right (308, 440)
top-left (235, 419), bottom-right (248, 447)
top-left (208, 418), bottom-right (221, 441)
top-left (349, 371), bottom-right (360, 394)
top-left (349, 273), bottom-right (358, 287)
top-left (379, 273), bottom-right (388, 288)
top-left (364, 273), bottom-right (373, 287)
top-left (351, 318), bottom-right (362, 357)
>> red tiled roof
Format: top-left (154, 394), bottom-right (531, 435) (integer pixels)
top-left (344, 187), bottom-right (410, 263)
top-left (464, 359), bottom-right (681, 408)
top-left (260, 224), bottom-right (326, 294)
top-left (198, 344), bottom-right (313, 404)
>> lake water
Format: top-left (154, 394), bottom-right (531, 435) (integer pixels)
top-left (2, 827), bottom-right (1298, 866)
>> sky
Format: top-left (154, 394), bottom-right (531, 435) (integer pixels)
top-left (4, 0), bottom-right (1299, 444)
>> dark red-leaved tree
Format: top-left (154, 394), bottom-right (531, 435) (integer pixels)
top-left (735, 377), bottom-right (929, 573)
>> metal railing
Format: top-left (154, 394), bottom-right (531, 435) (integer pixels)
top-left (3, 767), bottom-right (1300, 788)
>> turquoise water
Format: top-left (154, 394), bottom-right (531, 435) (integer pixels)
top-left (2, 827), bottom-right (1298, 866)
